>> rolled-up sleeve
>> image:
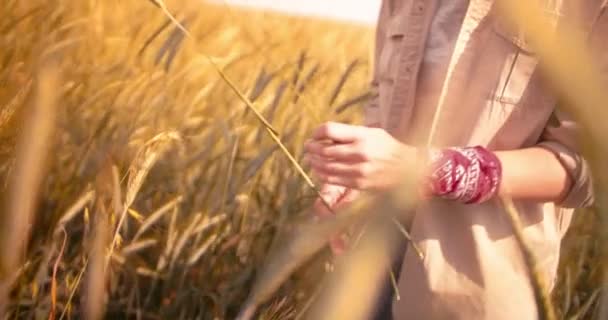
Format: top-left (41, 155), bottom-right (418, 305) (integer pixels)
top-left (535, 4), bottom-right (608, 209)
top-left (537, 110), bottom-right (594, 208)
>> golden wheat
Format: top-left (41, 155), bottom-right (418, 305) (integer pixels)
top-left (0, 0), bottom-right (604, 319)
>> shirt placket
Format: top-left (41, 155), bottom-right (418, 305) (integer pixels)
top-left (387, 0), bottom-right (439, 137)
top-left (429, 0), bottom-right (493, 146)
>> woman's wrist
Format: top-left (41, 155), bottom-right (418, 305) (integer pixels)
top-left (420, 146), bottom-right (503, 204)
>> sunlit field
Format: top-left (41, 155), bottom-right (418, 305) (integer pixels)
top-left (0, 0), bottom-right (604, 319)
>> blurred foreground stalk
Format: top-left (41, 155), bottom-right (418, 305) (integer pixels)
top-left (0, 62), bottom-right (60, 315)
top-left (496, 1), bottom-right (608, 318)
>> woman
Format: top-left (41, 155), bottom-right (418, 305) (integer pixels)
top-left (304, 0), bottom-right (604, 319)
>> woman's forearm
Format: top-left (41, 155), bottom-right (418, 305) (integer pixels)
top-left (423, 146), bottom-right (573, 204)
top-left (303, 122), bottom-right (575, 204)
top-left (495, 147), bottom-right (572, 203)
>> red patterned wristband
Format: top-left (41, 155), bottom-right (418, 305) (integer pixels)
top-left (424, 146), bottom-right (502, 204)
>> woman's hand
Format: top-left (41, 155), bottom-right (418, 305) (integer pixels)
top-left (305, 122), bottom-right (416, 191)
top-left (314, 184), bottom-right (360, 255)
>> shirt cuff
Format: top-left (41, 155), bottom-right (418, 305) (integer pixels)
top-left (537, 141), bottom-right (594, 208)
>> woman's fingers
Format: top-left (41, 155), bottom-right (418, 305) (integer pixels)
top-left (311, 122), bottom-right (364, 143)
top-left (306, 154), bottom-right (360, 177)
top-left (314, 184), bottom-right (346, 217)
top-left (305, 153), bottom-right (369, 189)
top-left (304, 140), bottom-right (365, 161)
top-left (337, 188), bottom-right (360, 208)
top-left (316, 173), bottom-right (362, 189)
top-left (312, 186), bottom-right (361, 256)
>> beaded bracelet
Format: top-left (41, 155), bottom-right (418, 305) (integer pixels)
top-left (424, 146), bottom-right (502, 204)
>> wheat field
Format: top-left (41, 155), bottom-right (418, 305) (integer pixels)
top-left (0, 0), bottom-right (603, 319)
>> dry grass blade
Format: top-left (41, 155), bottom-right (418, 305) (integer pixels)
top-left (256, 81), bottom-right (288, 143)
top-left (260, 297), bottom-right (297, 320)
top-left (293, 63), bottom-right (319, 104)
top-left (0, 62), bottom-right (59, 315)
top-left (83, 200), bottom-right (111, 320)
top-left (294, 283), bottom-right (324, 320)
top-left (334, 91), bottom-right (373, 115)
top-left (265, 81), bottom-right (287, 123)
top-left (236, 167), bottom-right (422, 318)
top-left (121, 239), bottom-right (158, 257)
top-left (292, 51), bottom-right (307, 87)
top-left (111, 165), bottom-right (123, 229)
top-left (303, 186), bottom-right (420, 320)
top-left (148, 0), bottom-right (191, 38)
top-left (143, 4), bottom-right (324, 197)
top-left (156, 207), bottom-right (178, 272)
top-left (307, 221), bottom-right (396, 320)
top-left (125, 132), bottom-right (181, 218)
top-left (142, 6), bottom-right (279, 132)
top-left (155, 19), bottom-right (188, 71)
top-left (0, 80), bottom-right (31, 130)
top-left (193, 213), bottom-right (227, 234)
top-left (187, 234), bottom-right (219, 266)
top-left (495, 1), bottom-right (608, 318)
top-left (328, 60), bottom-right (358, 106)
top-left (135, 267), bottom-right (163, 279)
top-left (242, 66), bottom-right (272, 117)
top-left (133, 196), bottom-right (183, 242)
top-left (570, 288), bottom-right (601, 320)
top-left (562, 268), bottom-right (572, 314)
top-left (248, 67), bottom-right (274, 102)
top-left (0, 5), bottom-right (41, 33)
top-left (242, 145), bottom-right (278, 182)
top-left (169, 213), bottom-right (203, 269)
top-left (147, 2), bottom-right (335, 215)
top-left (137, 18), bottom-right (172, 57)
top-left (49, 228), bottom-right (68, 320)
top-left (54, 190), bottom-right (96, 235)
top-left (236, 195), bottom-right (379, 320)
top-left (221, 137), bottom-right (239, 214)
top-left (390, 217), bottom-right (423, 260)
top-left (107, 131), bottom-right (181, 268)
top-left (501, 196), bottom-right (557, 320)
top-left (58, 259), bottom-right (88, 320)
top-left (207, 56), bottom-right (280, 136)
top-left (229, 103), bottom-right (333, 215)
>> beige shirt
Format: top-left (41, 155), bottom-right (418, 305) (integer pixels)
top-left (365, 0), bottom-right (604, 319)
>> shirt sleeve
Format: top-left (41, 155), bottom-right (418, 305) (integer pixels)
top-left (536, 110), bottom-right (594, 208)
top-left (535, 5), bottom-right (608, 209)
top-left (364, 1), bottom-right (389, 128)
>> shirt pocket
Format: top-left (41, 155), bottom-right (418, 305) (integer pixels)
top-left (490, 19), bottom-right (541, 106)
top-left (489, 5), bottom-right (566, 105)
top-left (484, 12), bottom-right (562, 149)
